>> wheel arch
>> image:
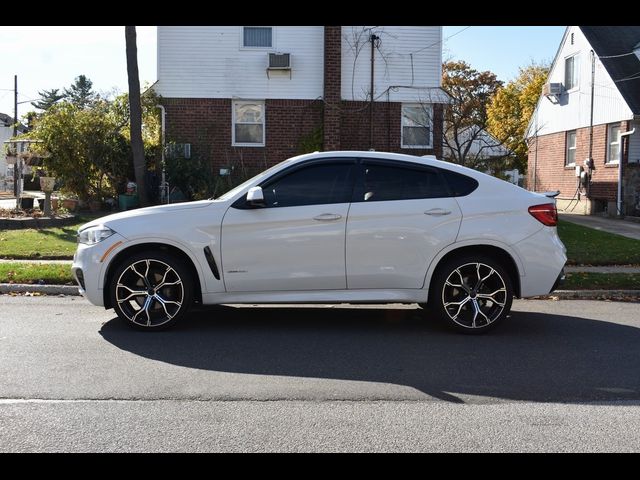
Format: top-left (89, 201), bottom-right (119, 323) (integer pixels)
top-left (103, 242), bottom-right (203, 309)
top-left (424, 243), bottom-right (522, 302)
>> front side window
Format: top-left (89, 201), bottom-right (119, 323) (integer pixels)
top-left (564, 55), bottom-right (578, 90)
top-left (401, 104), bottom-right (432, 148)
top-left (607, 124), bottom-right (621, 164)
top-left (566, 130), bottom-right (577, 166)
top-left (233, 101), bottom-right (265, 146)
top-left (243, 27), bottom-right (272, 48)
top-left (262, 163), bottom-right (354, 208)
top-left (357, 163), bottom-right (448, 202)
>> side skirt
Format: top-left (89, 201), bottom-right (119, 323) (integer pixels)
top-left (202, 289), bottom-right (426, 305)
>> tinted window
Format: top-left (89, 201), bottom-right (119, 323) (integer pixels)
top-left (357, 164), bottom-right (449, 202)
top-left (441, 170), bottom-right (479, 196)
top-left (262, 163), bottom-right (354, 208)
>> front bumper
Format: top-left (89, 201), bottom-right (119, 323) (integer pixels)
top-left (71, 232), bottom-right (127, 307)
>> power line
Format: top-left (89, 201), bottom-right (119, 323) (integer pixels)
top-left (408, 26), bottom-right (471, 56)
top-left (599, 51), bottom-right (637, 59)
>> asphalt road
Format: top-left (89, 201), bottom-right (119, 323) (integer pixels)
top-left (1, 296), bottom-right (640, 452)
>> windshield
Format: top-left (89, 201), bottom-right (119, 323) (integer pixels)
top-left (212, 156), bottom-right (302, 202)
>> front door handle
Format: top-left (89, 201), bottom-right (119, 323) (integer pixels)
top-left (313, 213), bottom-right (343, 221)
top-left (424, 208), bottom-right (451, 216)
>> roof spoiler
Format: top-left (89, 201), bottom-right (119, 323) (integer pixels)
top-left (540, 190), bottom-right (560, 198)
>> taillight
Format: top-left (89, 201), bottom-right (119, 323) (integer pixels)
top-left (528, 203), bottom-right (558, 226)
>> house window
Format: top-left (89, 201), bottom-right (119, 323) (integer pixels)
top-left (564, 55), bottom-right (578, 90)
top-left (566, 130), bottom-right (577, 166)
top-left (243, 27), bottom-right (272, 48)
top-left (233, 101), bottom-right (265, 147)
top-left (401, 104), bottom-right (432, 148)
top-left (607, 123), bottom-right (621, 164)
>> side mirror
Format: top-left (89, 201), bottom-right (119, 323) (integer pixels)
top-left (246, 186), bottom-right (265, 207)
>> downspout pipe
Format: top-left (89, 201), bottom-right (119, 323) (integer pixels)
top-left (156, 104), bottom-right (168, 203)
top-left (369, 34), bottom-right (378, 151)
top-left (617, 128), bottom-right (635, 217)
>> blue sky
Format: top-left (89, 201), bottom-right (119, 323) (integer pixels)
top-left (0, 26), bottom-right (566, 120)
top-left (443, 26), bottom-right (566, 81)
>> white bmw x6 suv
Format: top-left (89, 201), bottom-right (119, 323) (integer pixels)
top-left (73, 151), bottom-right (566, 333)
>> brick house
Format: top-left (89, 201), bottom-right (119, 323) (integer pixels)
top-left (526, 26), bottom-right (640, 217)
top-left (154, 26), bottom-right (450, 178)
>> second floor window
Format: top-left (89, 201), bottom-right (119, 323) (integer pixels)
top-left (565, 55), bottom-right (578, 90)
top-left (233, 101), bottom-right (265, 147)
top-left (243, 27), bottom-right (272, 48)
top-left (566, 130), bottom-right (576, 166)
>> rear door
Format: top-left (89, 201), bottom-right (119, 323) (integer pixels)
top-left (346, 159), bottom-right (462, 289)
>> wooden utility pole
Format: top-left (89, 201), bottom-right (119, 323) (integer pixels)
top-left (13, 75), bottom-right (18, 199)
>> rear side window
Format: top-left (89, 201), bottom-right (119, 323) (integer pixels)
top-left (357, 164), bottom-right (449, 202)
top-left (440, 170), bottom-right (478, 197)
top-left (262, 163), bottom-right (354, 208)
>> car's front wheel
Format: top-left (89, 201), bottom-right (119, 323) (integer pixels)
top-left (430, 255), bottom-right (513, 334)
top-left (109, 251), bottom-right (193, 330)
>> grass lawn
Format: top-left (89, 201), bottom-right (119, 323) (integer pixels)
top-left (0, 262), bottom-right (74, 285)
top-left (0, 218), bottom-right (91, 260)
top-left (557, 220), bottom-right (640, 265)
top-left (563, 272), bottom-right (640, 290)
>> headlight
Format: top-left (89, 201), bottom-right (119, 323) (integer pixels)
top-left (77, 225), bottom-right (115, 245)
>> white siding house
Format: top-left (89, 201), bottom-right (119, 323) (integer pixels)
top-left (0, 113), bottom-right (27, 181)
top-left (526, 26), bottom-right (640, 216)
top-left (155, 26), bottom-right (448, 181)
top-left (156, 26), bottom-right (325, 100)
top-left (528, 26), bottom-right (634, 138)
top-left (340, 26), bottom-right (446, 103)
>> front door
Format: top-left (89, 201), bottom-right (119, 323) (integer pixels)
top-left (221, 161), bottom-right (356, 292)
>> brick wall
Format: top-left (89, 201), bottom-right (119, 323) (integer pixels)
top-left (527, 122), bottom-right (626, 204)
top-left (162, 97), bottom-right (323, 172)
top-left (323, 26), bottom-right (341, 151)
top-left (340, 102), bottom-right (443, 157)
top-left (162, 97), bottom-right (444, 172)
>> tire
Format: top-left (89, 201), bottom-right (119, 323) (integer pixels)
top-left (109, 250), bottom-right (194, 330)
top-left (429, 254), bottom-right (513, 334)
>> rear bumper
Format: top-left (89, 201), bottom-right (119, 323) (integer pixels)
top-left (513, 226), bottom-right (567, 297)
top-left (549, 268), bottom-right (566, 293)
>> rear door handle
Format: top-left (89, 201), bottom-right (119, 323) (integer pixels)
top-left (424, 208), bottom-right (451, 216)
top-left (313, 213), bottom-right (343, 221)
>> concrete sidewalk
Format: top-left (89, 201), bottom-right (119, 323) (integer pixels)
top-left (559, 213), bottom-right (640, 241)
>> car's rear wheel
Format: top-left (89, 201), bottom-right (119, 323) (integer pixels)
top-left (109, 251), bottom-right (193, 330)
top-left (430, 255), bottom-right (513, 334)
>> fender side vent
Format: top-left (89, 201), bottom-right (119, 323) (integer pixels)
top-left (203, 246), bottom-right (220, 280)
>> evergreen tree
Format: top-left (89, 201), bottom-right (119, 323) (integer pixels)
top-left (64, 75), bottom-right (97, 108)
top-left (31, 88), bottom-right (65, 111)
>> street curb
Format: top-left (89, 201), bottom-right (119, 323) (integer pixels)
top-left (539, 289), bottom-right (640, 300)
top-left (0, 283), bottom-right (80, 296)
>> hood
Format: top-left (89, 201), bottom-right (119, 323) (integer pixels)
top-left (79, 200), bottom-right (214, 232)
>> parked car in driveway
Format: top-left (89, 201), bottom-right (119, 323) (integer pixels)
top-left (72, 151), bottom-right (566, 333)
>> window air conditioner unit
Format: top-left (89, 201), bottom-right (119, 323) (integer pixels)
top-left (543, 82), bottom-right (563, 96)
top-left (268, 53), bottom-right (291, 69)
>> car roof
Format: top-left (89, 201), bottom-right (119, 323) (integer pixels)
top-left (289, 150), bottom-right (475, 176)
